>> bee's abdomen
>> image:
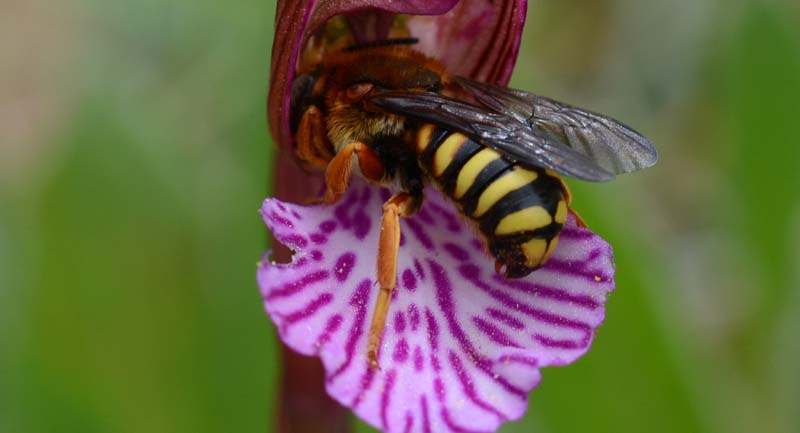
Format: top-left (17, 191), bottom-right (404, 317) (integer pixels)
top-left (417, 125), bottom-right (568, 278)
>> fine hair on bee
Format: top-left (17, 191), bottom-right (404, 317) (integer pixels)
top-left (288, 44), bottom-right (657, 369)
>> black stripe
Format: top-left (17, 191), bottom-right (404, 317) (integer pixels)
top-left (458, 157), bottom-right (513, 216)
top-left (437, 137), bottom-right (483, 196)
top-left (477, 170), bottom-right (563, 235)
top-left (345, 38), bottom-right (419, 52)
top-left (419, 126), bottom-right (450, 170)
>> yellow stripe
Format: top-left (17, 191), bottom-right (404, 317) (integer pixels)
top-left (473, 168), bottom-right (538, 217)
top-left (416, 124), bottom-right (435, 153)
top-left (494, 206), bottom-right (552, 235)
top-left (554, 200), bottom-right (568, 224)
top-left (521, 238), bottom-right (547, 268)
top-left (543, 237), bottom-right (559, 264)
top-left (433, 133), bottom-right (468, 176)
top-left (454, 148), bottom-right (501, 199)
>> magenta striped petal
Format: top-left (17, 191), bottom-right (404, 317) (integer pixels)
top-left (258, 180), bottom-right (614, 433)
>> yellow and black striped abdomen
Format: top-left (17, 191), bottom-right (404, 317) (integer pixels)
top-left (416, 124), bottom-right (569, 278)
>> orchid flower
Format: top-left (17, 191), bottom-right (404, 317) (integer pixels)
top-left (261, 2), bottom-right (616, 432)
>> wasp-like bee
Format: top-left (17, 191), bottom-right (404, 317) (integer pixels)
top-left (289, 41), bottom-right (657, 368)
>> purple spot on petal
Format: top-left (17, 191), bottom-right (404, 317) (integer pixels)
top-left (405, 218), bottom-right (433, 249)
top-left (360, 185), bottom-right (372, 204)
top-left (394, 311), bottom-right (406, 334)
top-left (443, 242), bottom-right (470, 262)
top-left (319, 220), bottom-right (336, 233)
top-left (472, 316), bottom-right (522, 347)
top-left (434, 378), bottom-right (446, 401)
top-left (380, 370), bottom-right (397, 430)
top-left (403, 412), bottom-right (414, 433)
top-left (334, 193), bottom-right (359, 229)
top-left (402, 269), bottom-right (417, 292)
top-left (429, 202), bottom-right (462, 233)
top-left (352, 209), bottom-right (371, 240)
top-left (291, 210), bottom-right (302, 219)
top-left (498, 354), bottom-right (539, 367)
top-left (328, 280), bottom-right (371, 384)
top-left (471, 239), bottom-right (484, 252)
top-left (416, 208), bottom-right (435, 224)
top-left (310, 233), bottom-right (327, 244)
top-left (393, 339), bottom-right (410, 363)
top-left (414, 345), bottom-right (424, 372)
top-left (460, 262), bottom-right (479, 279)
top-left (420, 395), bottom-right (432, 433)
top-left (310, 250), bottom-right (323, 261)
top-left (315, 314), bottom-right (344, 351)
top-left (351, 366), bottom-right (377, 409)
top-left (282, 234), bottom-right (307, 248)
top-left (282, 292), bottom-right (334, 331)
top-left (414, 259), bottom-right (425, 280)
top-left (541, 257), bottom-right (611, 287)
top-left (425, 309), bottom-right (441, 372)
top-left (441, 407), bottom-right (493, 433)
top-left (266, 270), bottom-right (329, 300)
top-left (486, 308), bottom-right (525, 330)
top-left (334, 252), bottom-right (356, 282)
top-left (534, 334), bottom-right (585, 349)
top-left (276, 203), bottom-right (287, 212)
top-left (559, 225), bottom-right (595, 240)
top-left (494, 275), bottom-right (601, 309)
top-left (449, 350), bottom-right (507, 419)
top-left (269, 211), bottom-right (294, 228)
top-left (408, 304), bottom-right (420, 332)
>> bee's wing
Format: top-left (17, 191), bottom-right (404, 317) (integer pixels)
top-left (369, 91), bottom-right (616, 181)
top-left (452, 76), bottom-right (658, 176)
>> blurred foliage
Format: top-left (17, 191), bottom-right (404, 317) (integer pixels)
top-left (2, 1), bottom-right (799, 433)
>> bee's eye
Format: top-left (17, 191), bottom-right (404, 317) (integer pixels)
top-left (345, 82), bottom-right (374, 101)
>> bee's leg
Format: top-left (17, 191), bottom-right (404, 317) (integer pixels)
top-left (367, 192), bottom-right (417, 370)
top-left (295, 106), bottom-right (334, 170)
top-left (323, 141), bottom-right (383, 204)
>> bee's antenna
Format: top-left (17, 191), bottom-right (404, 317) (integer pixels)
top-left (345, 37), bottom-right (419, 52)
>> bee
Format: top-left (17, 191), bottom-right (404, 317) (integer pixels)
top-left (288, 40), bottom-right (657, 368)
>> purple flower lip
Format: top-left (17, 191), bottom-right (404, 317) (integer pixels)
top-left (267, 0), bottom-right (528, 152)
top-left (258, 180), bottom-right (616, 433)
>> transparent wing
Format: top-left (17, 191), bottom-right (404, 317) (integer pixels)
top-left (368, 91), bottom-right (616, 181)
top-left (453, 76), bottom-right (658, 176)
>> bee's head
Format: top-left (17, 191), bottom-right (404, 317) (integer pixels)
top-left (291, 48), bottom-right (444, 151)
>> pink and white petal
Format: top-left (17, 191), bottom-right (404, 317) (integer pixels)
top-left (258, 180), bottom-right (614, 433)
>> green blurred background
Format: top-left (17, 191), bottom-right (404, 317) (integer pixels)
top-left (2, 1), bottom-right (798, 432)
